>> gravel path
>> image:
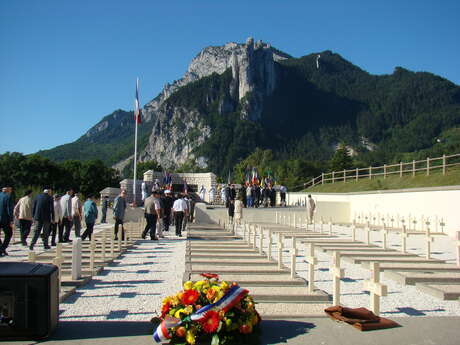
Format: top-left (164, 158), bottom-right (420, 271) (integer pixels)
top-left (58, 233), bottom-right (186, 321)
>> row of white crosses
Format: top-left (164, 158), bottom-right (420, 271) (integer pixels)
top-left (234, 217), bottom-right (390, 315)
top-left (275, 211), bottom-right (335, 236)
top-left (27, 220), bottom-right (141, 294)
top-left (354, 211), bottom-right (446, 233)
top-left (352, 212), bottom-right (447, 259)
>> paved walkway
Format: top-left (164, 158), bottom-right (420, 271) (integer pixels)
top-left (3, 218), bottom-right (460, 344)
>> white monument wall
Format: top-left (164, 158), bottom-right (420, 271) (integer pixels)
top-left (287, 186), bottom-right (460, 238)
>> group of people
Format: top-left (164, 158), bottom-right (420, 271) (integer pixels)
top-left (0, 187), bottom-right (99, 256)
top-left (140, 188), bottom-right (194, 241)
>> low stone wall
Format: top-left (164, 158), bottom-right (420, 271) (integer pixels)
top-left (288, 186), bottom-right (460, 238)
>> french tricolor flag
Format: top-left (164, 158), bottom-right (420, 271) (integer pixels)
top-left (134, 78), bottom-right (142, 124)
top-left (153, 316), bottom-right (180, 343)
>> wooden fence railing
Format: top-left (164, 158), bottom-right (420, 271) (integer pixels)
top-left (304, 153), bottom-right (460, 189)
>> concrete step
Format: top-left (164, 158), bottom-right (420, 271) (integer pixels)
top-left (256, 302), bottom-right (329, 318)
top-left (251, 286), bottom-right (330, 303)
top-left (190, 267), bottom-right (289, 275)
top-left (336, 251), bottom-right (419, 257)
top-left (190, 248), bottom-right (257, 253)
top-left (190, 273), bottom-right (304, 286)
top-left (345, 256), bottom-right (445, 265)
top-left (189, 253), bottom-right (266, 259)
top-left (188, 257), bottom-right (276, 265)
top-left (416, 283), bottom-right (460, 300)
top-left (189, 240), bottom-right (247, 245)
top-left (384, 271), bottom-right (460, 285)
top-left (366, 262), bottom-right (460, 272)
top-left (317, 245), bottom-right (389, 252)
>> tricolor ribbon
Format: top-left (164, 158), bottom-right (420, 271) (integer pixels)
top-left (153, 285), bottom-right (248, 343)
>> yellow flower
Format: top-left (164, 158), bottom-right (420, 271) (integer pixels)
top-left (213, 290), bottom-right (225, 303)
top-left (184, 305), bottom-right (193, 315)
top-left (183, 281), bottom-right (193, 290)
top-left (186, 329), bottom-right (196, 345)
top-left (174, 308), bottom-right (186, 318)
top-left (171, 295), bottom-right (180, 306)
top-left (220, 281), bottom-right (229, 291)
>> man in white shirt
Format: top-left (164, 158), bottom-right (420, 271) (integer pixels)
top-left (307, 194), bottom-right (316, 224)
top-left (71, 192), bottom-right (82, 238)
top-left (60, 189), bottom-right (73, 242)
top-left (172, 194), bottom-right (188, 237)
top-left (142, 190), bottom-right (161, 240)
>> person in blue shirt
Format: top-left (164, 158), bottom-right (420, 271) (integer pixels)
top-left (0, 187), bottom-right (14, 256)
top-left (82, 195), bottom-right (98, 241)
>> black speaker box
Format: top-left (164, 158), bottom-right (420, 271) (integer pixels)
top-left (0, 262), bottom-right (59, 339)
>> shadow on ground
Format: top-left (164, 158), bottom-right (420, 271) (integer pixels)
top-left (260, 320), bottom-right (316, 344)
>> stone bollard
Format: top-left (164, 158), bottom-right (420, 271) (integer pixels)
top-left (331, 251), bottom-right (344, 306)
top-left (329, 218), bottom-right (333, 236)
top-left (291, 236), bottom-right (297, 279)
top-left (365, 221), bottom-right (371, 245)
top-left (110, 231), bottom-right (115, 259)
top-left (267, 229), bottom-right (272, 260)
top-left (293, 214), bottom-right (297, 228)
top-left (259, 226), bottom-right (264, 255)
top-left (351, 221), bottom-right (356, 242)
top-left (382, 222), bottom-right (388, 250)
top-left (101, 229), bottom-right (106, 262)
top-left (425, 221), bottom-right (433, 259)
top-left (400, 221), bottom-right (407, 253)
top-left (117, 236), bottom-right (122, 254)
top-left (252, 225), bottom-right (257, 250)
top-left (89, 236), bottom-right (96, 274)
top-left (306, 243), bottom-right (318, 294)
top-left (242, 223), bottom-right (247, 242)
top-left (363, 262), bottom-right (387, 316)
top-left (455, 231), bottom-right (460, 267)
top-left (123, 226), bottom-right (128, 248)
top-left (278, 233), bottom-right (284, 269)
top-left (71, 238), bottom-right (82, 281)
top-left (319, 217), bottom-right (324, 233)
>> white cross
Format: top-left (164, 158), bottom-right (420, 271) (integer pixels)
top-left (425, 220), bottom-right (434, 259)
top-left (455, 231), bottom-right (460, 267)
top-left (306, 243), bottom-right (318, 293)
top-left (332, 251), bottom-right (345, 306)
top-left (363, 262), bottom-right (387, 315)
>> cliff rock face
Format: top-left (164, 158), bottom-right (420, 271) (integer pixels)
top-left (139, 38), bottom-right (288, 168)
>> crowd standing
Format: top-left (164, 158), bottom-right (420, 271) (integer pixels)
top-left (0, 180), bottom-right (315, 256)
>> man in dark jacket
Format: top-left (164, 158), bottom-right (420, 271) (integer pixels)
top-left (29, 189), bottom-right (54, 250)
top-left (0, 187), bottom-right (14, 256)
top-left (162, 190), bottom-right (174, 232)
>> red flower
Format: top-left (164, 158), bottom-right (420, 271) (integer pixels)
top-left (201, 273), bottom-right (219, 279)
top-left (161, 301), bottom-right (171, 318)
top-left (200, 310), bottom-right (220, 333)
top-left (181, 289), bottom-right (199, 305)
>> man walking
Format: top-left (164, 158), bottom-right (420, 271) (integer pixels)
top-left (142, 191), bottom-right (160, 240)
top-left (307, 194), bottom-right (316, 224)
top-left (100, 195), bottom-right (109, 223)
top-left (14, 189), bottom-right (33, 246)
top-left (162, 190), bottom-right (174, 232)
top-left (71, 192), bottom-right (82, 238)
top-left (0, 187), bottom-right (14, 256)
top-left (172, 194), bottom-right (188, 237)
top-left (113, 190), bottom-right (127, 240)
top-left (82, 195), bottom-right (98, 241)
top-left (50, 193), bottom-right (62, 246)
top-left (29, 189), bottom-right (54, 250)
top-left (60, 189), bottom-right (73, 242)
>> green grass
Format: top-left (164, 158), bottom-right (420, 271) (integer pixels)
top-left (305, 166), bottom-right (460, 193)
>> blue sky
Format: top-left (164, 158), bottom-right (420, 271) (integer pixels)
top-left (1, 0), bottom-right (459, 155)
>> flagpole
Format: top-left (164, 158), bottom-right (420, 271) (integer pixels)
top-left (133, 77), bottom-right (139, 206)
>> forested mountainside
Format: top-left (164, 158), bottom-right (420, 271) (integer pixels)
top-left (38, 39), bottom-right (460, 180)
